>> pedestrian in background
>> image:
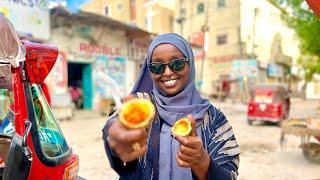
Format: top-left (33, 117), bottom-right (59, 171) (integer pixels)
top-left (69, 84), bottom-right (83, 109)
top-left (103, 33), bottom-right (240, 180)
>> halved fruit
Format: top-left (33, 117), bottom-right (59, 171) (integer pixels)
top-left (171, 118), bottom-right (192, 136)
top-left (119, 98), bottom-right (155, 129)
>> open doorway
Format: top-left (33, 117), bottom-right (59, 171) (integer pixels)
top-left (68, 63), bottom-right (83, 109)
top-left (67, 62), bottom-right (93, 110)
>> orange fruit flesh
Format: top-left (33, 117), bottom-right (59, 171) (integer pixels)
top-left (172, 118), bottom-right (192, 136)
top-left (123, 103), bottom-right (148, 124)
top-left (120, 98), bottom-right (155, 129)
top-left (173, 121), bottom-right (188, 133)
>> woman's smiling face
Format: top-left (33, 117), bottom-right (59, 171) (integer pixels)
top-left (150, 44), bottom-right (190, 96)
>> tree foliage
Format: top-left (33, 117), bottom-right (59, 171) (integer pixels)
top-left (270, 0), bottom-right (320, 81)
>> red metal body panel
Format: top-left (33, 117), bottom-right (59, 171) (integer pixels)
top-left (247, 102), bottom-right (283, 122)
top-left (9, 43), bottom-right (78, 179)
top-left (27, 153), bottom-right (78, 180)
top-left (11, 67), bottom-right (28, 136)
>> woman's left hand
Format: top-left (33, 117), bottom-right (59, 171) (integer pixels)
top-left (174, 114), bottom-right (210, 180)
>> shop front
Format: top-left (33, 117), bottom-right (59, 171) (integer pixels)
top-left (49, 12), bottom-right (130, 111)
top-left (231, 59), bottom-right (259, 102)
top-left (267, 63), bottom-right (284, 83)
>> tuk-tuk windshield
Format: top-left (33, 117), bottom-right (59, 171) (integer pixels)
top-left (254, 89), bottom-right (273, 103)
top-left (31, 84), bottom-right (70, 157)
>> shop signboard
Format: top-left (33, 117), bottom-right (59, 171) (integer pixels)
top-left (0, 0), bottom-right (50, 40)
top-left (267, 63), bottom-right (284, 77)
top-left (129, 38), bottom-right (149, 62)
top-left (65, 41), bottom-right (124, 63)
top-left (231, 59), bottom-right (258, 78)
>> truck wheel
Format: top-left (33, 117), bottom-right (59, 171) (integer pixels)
top-left (247, 119), bottom-right (253, 125)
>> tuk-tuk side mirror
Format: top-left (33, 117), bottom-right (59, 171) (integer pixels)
top-left (24, 41), bottom-right (58, 84)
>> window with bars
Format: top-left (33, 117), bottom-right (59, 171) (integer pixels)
top-left (105, 6), bottom-right (111, 16)
top-left (217, 0), bottom-right (226, 8)
top-left (217, 34), bottom-right (228, 45)
top-left (197, 3), bottom-right (205, 14)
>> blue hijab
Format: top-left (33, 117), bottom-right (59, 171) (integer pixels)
top-left (132, 33), bottom-right (211, 180)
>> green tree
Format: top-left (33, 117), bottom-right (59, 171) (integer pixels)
top-left (270, 0), bottom-right (320, 81)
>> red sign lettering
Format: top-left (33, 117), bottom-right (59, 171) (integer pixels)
top-left (79, 43), bottom-right (121, 56)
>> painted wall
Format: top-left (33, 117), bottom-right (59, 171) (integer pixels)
top-left (50, 16), bottom-right (128, 63)
top-left (82, 0), bottom-right (131, 24)
top-left (0, 0), bottom-right (50, 40)
top-left (49, 16), bottom-right (134, 109)
top-left (81, 0), bottom-right (174, 34)
top-left (306, 82), bottom-right (320, 99)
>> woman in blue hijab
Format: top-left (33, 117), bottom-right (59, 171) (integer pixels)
top-left (103, 33), bottom-right (240, 180)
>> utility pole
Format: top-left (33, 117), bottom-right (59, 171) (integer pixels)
top-left (176, 0), bottom-right (186, 36)
top-left (251, 7), bottom-right (258, 58)
top-left (199, 0), bottom-right (209, 94)
top-left (237, 26), bottom-right (243, 59)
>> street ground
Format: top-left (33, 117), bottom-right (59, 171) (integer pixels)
top-left (215, 98), bottom-right (320, 180)
top-left (59, 98), bottom-right (320, 180)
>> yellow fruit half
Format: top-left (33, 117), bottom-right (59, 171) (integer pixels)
top-left (171, 118), bottom-right (192, 136)
top-left (119, 98), bottom-right (155, 129)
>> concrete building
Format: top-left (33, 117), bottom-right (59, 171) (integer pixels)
top-left (80, 0), bottom-right (301, 97)
top-left (81, 0), bottom-right (174, 34)
top-left (48, 8), bottom-right (152, 111)
top-left (81, 0), bottom-right (131, 24)
top-left (173, 0), bottom-right (300, 96)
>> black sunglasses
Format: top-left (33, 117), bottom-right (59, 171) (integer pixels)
top-left (148, 58), bottom-right (189, 74)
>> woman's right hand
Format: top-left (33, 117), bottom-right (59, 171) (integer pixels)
top-left (107, 117), bottom-right (148, 164)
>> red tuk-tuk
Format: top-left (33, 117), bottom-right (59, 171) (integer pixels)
top-left (247, 84), bottom-right (290, 125)
top-left (0, 15), bottom-right (78, 179)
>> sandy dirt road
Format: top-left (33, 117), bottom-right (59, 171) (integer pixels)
top-left (215, 98), bottom-right (320, 180)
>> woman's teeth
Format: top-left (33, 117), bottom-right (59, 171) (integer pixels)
top-left (164, 79), bottom-right (177, 86)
